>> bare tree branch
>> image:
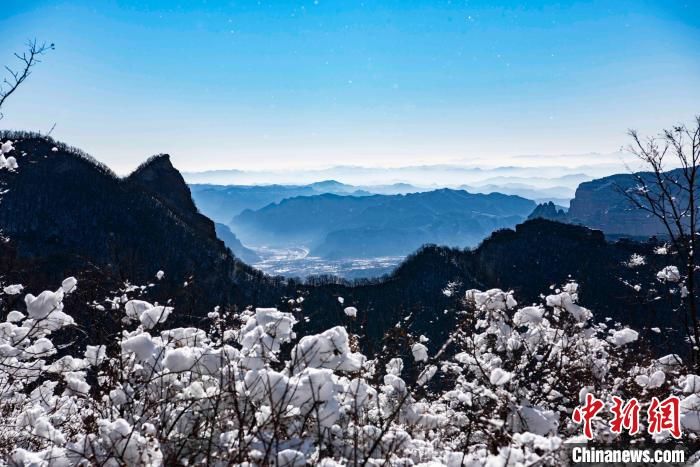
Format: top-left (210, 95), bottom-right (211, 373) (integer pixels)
top-left (623, 117), bottom-right (700, 370)
top-left (0, 39), bottom-right (54, 120)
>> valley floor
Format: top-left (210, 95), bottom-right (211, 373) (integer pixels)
top-left (250, 246), bottom-right (404, 279)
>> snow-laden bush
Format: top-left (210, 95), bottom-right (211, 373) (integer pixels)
top-left (0, 139), bottom-right (18, 171)
top-left (0, 278), bottom-right (698, 466)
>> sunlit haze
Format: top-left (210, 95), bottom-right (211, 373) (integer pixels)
top-left (2, 0), bottom-right (699, 176)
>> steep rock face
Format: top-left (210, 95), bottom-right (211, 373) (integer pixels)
top-left (0, 133), bottom-right (291, 313)
top-left (567, 173), bottom-right (666, 237)
top-left (128, 155), bottom-right (215, 236)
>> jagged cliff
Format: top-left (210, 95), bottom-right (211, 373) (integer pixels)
top-left (527, 201), bottom-right (567, 221)
top-left (0, 133), bottom-right (682, 354)
top-left (128, 154), bottom-right (217, 236)
top-left (567, 172), bottom-right (668, 237)
top-left (527, 170), bottom-right (685, 239)
top-left (0, 132), bottom-right (294, 314)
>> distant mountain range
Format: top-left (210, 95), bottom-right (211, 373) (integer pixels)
top-left (188, 180), bottom-right (445, 223)
top-left (181, 155), bottom-right (632, 187)
top-left (189, 160), bottom-right (673, 270)
top-left (0, 132), bottom-right (683, 354)
top-left (231, 190), bottom-right (536, 258)
top-left (460, 183), bottom-right (573, 206)
top-left (189, 179), bottom-right (567, 264)
top-left (190, 181), bottom-right (370, 223)
top-left (214, 223), bottom-right (261, 264)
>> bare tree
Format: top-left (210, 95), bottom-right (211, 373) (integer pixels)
top-left (622, 117), bottom-right (700, 369)
top-left (0, 39), bottom-right (54, 119)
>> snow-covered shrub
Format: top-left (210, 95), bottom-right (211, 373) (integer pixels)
top-left (0, 278), bottom-right (698, 465)
top-left (0, 139), bottom-right (18, 171)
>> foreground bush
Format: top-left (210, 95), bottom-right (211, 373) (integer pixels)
top-left (0, 274), bottom-right (698, 466)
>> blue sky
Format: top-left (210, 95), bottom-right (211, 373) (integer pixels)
top-left (1, 0), bottom-right (699, 173)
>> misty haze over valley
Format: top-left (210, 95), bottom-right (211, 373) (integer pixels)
top-left (185, 155), bottom-right (644, 279)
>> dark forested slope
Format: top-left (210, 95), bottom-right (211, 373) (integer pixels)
top-left (296, 219), bottom-right (675, 354)
top-left (0, 132), bottom-right (296, 315)
top-left (0, 133), bottom-right (680, 355)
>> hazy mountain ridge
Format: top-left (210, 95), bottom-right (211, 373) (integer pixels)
top-left (460, 183), bottom-right (573, 205)
top-left (188, 180), bottom-right (429, 223)
top-left (231, 189), bottom-right (536, 258)
top-left (181, 156), bottom-right (629, 187)
top-left (0, 133), bottom-right (679, 353)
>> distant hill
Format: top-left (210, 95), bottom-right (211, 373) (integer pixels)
top-left (232, 189), bottom-right (536, 258)
top-left (527, 201), bottom-right (568, 221)
top-left (308, 180), bottom-right (356, 192)
top-left (189, 181), bottom-right (421, 223)
top-left (190, 184), bottom-right (320, 223)
top-left (214, 223), bottom-right (261, 264)
top-left (461, 183), bottom-right (574, 205)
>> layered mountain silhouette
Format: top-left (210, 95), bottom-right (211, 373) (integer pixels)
top-left (232, 190), bottom-right (536, 258)
top-left (0, 132), bottom-right (294, 315)
top-left (189, 181), bottom-right (416, 224)
top-left (0, 132), bottom-right (682, 354)
top-left (214, 223), bottom-right (261, 264)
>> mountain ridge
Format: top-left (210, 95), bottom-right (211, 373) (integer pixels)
top-left (0, 131), bottom-right (294, 314)
top-left (0, 133), bottom-right (681, 354)
top-left (527, 168), bottom-right (688, 239)
top-left (232, 189), bottom-right (536, 258)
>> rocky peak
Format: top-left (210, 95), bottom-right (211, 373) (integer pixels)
top-left (527, 201), bottom-right (567, 221)
top-left (127, 154), bottom-right (215, 237)
top-left (129, 155), bottom-right (196, 211)
top-left (0, 134), bottom-right (297, 315)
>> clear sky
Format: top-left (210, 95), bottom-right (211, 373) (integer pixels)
top-left (1, 0), bottom-right (699, 174)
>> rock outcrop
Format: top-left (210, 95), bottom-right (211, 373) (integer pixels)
top-left (567, 172), bottom-right (673, 238)
top-left (527, 201), bottom-right (567, 221)
top-left (0, 132), bottom-right (293, 314)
